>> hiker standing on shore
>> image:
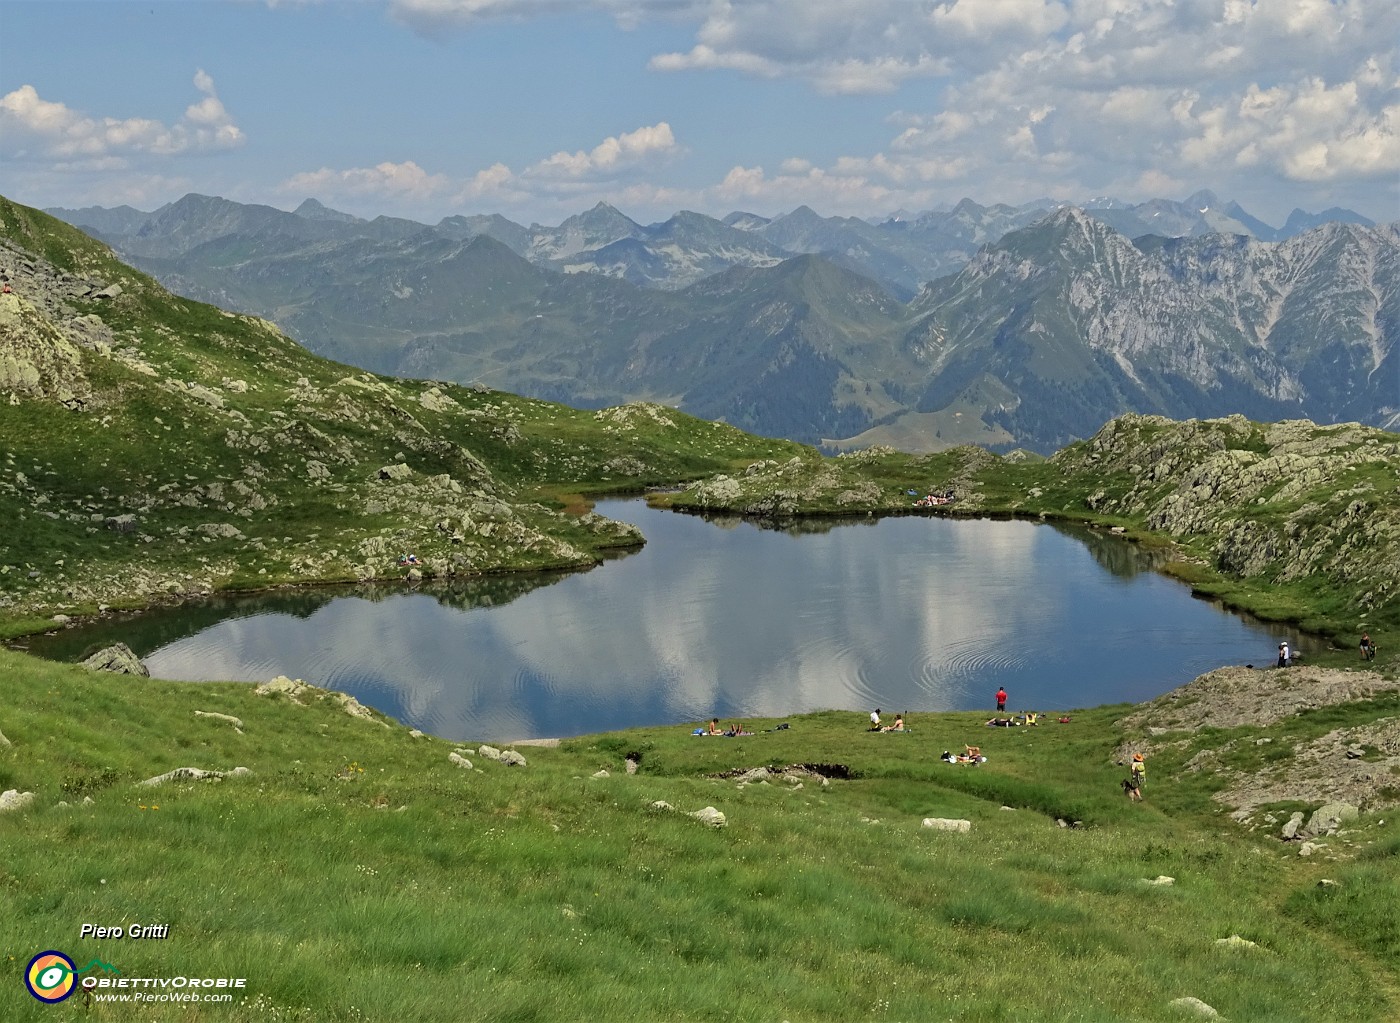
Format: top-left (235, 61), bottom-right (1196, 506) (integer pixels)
top-left (995, 687), bottom-right (1007, 712)
top-left (1361, 633), bottom-right (1375, 661)
top-left (1278, 642), bottom-right (1290, 668)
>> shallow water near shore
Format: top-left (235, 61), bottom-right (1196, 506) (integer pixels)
top-left (29, 500), bottom-right (1321, 740)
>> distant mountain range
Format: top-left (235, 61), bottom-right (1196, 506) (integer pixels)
top-left (48, 193), bottom-right (1396, 453)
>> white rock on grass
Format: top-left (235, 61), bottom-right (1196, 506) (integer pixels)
top-left (194, 710), bottom-right (243, 730)
top-left (1215, 934), bottom-right (1259, 949)
top-left (0, 726), bottom-right (10, 747)
top-left (448, 753), bottom-right (473, 770)
top-left (592, 770), bottom-right (610, 779)
top-left (1168, 996), bottom-right (1219, 1018)
top-left (329, 691), bottom-right (386, 726)
top-left (687, 806), bottom-right (727, 827)
top-left (255, 675), bottom-right (313, 701)
top-left (922, 818), bottom-right (972, 832)
top-left (138, 766), bottom-right (251, 787)
top-left (477, 744), bottom-right (503, 761)
top-left (0, 790), bottom-right (36, 812)
top-left (648, 801), bottom-right (674, 813)
top-left (498, 750), bottom-right (527, 767)
top-left (1145, 876), bottom-right (1176, 886)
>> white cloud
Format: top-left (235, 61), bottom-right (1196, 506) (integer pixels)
top-left (364, 1), bottom-right (1399, 216)
top-left (390, 0), bottom-right (708, 33)
top-left (274, 123), bottom-right (680, 217)
top-left (528, 122), bottom-right (678, 179)
top-left (931, 0), bottom-right (1070, 39)
top-left (152, 0), bottom-right (1378, 225)
top-left (0, 72), bottom-right (243, 168)
top-left (282, 160), bottom-right (453, 200)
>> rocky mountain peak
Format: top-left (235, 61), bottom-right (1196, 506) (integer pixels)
top-left (294, 198), bottom-right (361, 224)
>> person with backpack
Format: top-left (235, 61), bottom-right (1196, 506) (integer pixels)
top-left (1131, 753), bottom-right (1146, 794)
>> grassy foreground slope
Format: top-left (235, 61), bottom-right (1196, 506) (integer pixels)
top-left (0, 196), bottom-right (803, 632)
top-left (2, 648), bottom-right (1398, 1023)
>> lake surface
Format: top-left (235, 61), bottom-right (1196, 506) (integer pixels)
top-left (28, 501), bottom-right (1318, 741)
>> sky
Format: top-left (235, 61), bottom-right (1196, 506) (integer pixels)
top-left (1, 0), bottom-right (1397, 229)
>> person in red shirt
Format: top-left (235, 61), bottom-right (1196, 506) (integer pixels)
top-left (995, 687), bottom-right (1007, 711)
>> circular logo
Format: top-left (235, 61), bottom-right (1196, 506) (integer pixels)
top-left (26, 951), bottom-right (77, 1003)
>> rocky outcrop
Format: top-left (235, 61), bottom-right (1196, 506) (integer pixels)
top-left (1118, 665), bottom-right (1400, 732)
top-left (1122, 664), bottom-right (1400, 819)
top-left (138, 766), bottom-right (251, 786)
top-left (1305, 801), bottom-right (1360, 836)
top-left (81, 643), bottom-right (148, 676)
top-left (1062, 415), bottom-right (1400, 619)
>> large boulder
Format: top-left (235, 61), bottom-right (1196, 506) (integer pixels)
top-left (1306, 802), bottom-right (1359, 836)
top-left (687, 806), bottom-right (727, 827)
top-left (81, 642), bottom-right (148, 676)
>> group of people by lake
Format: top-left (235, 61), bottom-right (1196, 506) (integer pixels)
top-left (869, 709), bottom-right (907, 732)
top-left (704, 718), bottom-right (752, 737)
top-left (910, 489), bottom-right (956, 508)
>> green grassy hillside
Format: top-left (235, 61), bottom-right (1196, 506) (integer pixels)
top-left (0, 197), bottom-right (804, 634)
top-left (2, 648), bottom-right (1397, 1022)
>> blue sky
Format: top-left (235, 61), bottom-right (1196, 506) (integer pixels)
top-left (2, 0), bottom-right (1397, 227)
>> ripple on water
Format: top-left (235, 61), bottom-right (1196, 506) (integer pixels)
top-left (790, 634), bottom-right (882, 709)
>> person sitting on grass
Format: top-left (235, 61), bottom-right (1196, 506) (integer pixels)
top-left (706, 718), bottom-right (723, 735)
top-left (882, 713), bottom-right (906, 732)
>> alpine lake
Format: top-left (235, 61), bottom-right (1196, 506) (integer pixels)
top-left (25, 500), bottom-right (1320, 741)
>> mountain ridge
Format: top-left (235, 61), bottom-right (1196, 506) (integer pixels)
top-left (43, 194), bottom-right (1399, 453)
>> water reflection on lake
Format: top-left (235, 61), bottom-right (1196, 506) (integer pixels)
top-left (28, 501), bottom-right (1317, 740)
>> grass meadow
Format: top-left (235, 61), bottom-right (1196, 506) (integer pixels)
top-left (1, 648), bottom-right (1396, 1022)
